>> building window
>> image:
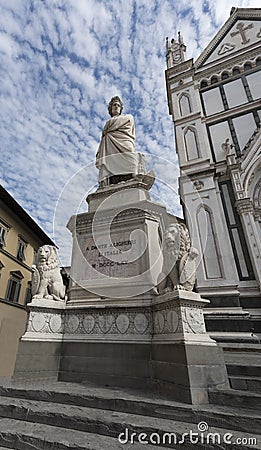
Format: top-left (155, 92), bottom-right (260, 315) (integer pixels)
top-left (179, 93), bottom-right (192, 116)
top-left (219, 181), bottom-right (254, 281)
top-left (0, 220), bottom-right (10, 247)
top-left (0, 227), bottom-right (6, 247)
top-left (184, 126), bottom-right (200, 160)
top-left (196, 206), bottom-right (222, 279)
top-left (208, 109), bottom-right (260, 160)
top-left (232, 67), bottom-right (241, 76)
top-left (223, 79), bottom-right (248, 109)
top-left (221, 71), bottom-right (229, 80)
top-left (208, 120), bottom-right (233, 161)
top-left (24, 282), bottom-right (32, 305)
top-left (17, 237), bottom-right (27, 262)
top-left (246, 72), bottom-right (261, 100)
top-left (200, 80), bottom-right (208, 89)
top-left (244, 62), bottom-right (252, 72)
top-left (202, 87), bottom-right (224, 116)
top-left (0, 261), bottom-right (4, 281)
top-left (200, 68), bottom-right (260, 119)
top-left (232, 113), bottom-right (257, 151)
top-left (210, 76), bottom-right (219, 85)
top-left (6, 271), bottom-right (24, 303)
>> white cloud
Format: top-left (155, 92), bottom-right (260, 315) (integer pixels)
top-left (0, 0), bottom-right (259, 264)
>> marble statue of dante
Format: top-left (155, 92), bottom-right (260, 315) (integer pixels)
top-left (96, 96), bottom-right (138, 187)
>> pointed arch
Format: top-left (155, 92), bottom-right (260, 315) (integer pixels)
top-left (179, 93), bottom-right (192, 116)
top-left (196, 205), bottom-right (223, 279)
top-left (184, 126), bottom-right (200, 160)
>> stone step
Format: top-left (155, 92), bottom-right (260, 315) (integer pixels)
top-left (0, 401), bottom-right (260, 450)
top-left (229, 376), bottom-right (261, 393)
top-left (209, 388), bottom-right (261, 411)
top-left (0, 418), bottom-right (161, 450)
top-left (0, 447), bottom-right (16, 450)
top-left (0, 382), bottom-right (261, 435)
top-left (224, 351), bottom-right (261, 366)
top-left (227, 364), bottom-right (261, 377)
top-left (222, 348), bottom-right (261, 393)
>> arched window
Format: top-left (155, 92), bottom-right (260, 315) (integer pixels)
top-left (184, 126), bottom-right (200, 160)
top-left (179, 93), bottom-right (192, 116)
top-left (200, 80), bottom-right (208, 89)
top-left (221, 71), bottom-right (229, 80)
top-left (244, 62), bottom-right (252, 72)
top-left (232, 67), bottom-right (240, 76)
top-left (210, 76), bottom-right (218, 85)
top-left (196, 206), bottom-right (222, 279)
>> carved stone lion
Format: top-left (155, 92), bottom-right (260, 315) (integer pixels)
top-left (32, 245), bottom-right (66, 301)
top-left (157, 223), bottom-right (198, 294)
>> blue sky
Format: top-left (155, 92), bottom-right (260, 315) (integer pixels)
top-left (0, 0), bottom-right (259, 265)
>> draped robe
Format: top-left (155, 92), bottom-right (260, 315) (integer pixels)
top-left (96, 114), bottom-right (138, 183)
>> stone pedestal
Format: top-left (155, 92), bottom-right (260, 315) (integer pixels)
top-left (67, 181), bottom-right (169, 303)
top-left (13, 181), bottom-right (229, 404)
top-left (14, 290), bottom-right (229, 404)
top-left (13, 299), bottom-right (65, 380)
top-left (151, 291), bottom-right (229, 404)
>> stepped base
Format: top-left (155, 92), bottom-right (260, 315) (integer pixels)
top-left (0, 380), bottom-right (261, 449)
top-left (220, 344), bottom-right (261, 394)
top-left (13, 291), bottom-right (229, 405)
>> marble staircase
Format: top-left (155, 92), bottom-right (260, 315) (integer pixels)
top-left (220, 343), bottom-right (261, 393)
top-left (0, 380), bottom-right (260, 449)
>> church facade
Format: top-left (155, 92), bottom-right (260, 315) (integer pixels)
top-left (165, 8), bottom-right (261, 341)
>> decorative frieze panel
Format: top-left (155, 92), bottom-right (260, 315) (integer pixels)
top-left (153, 296), bottom-right (207, 337)
top-left (24, 304), bottom-right (152, 341)
top-left (23, 292), bottom-right (210, 345)
top-left (27, 309), bottom-right (64, 335)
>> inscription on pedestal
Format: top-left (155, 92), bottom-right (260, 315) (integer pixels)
top-left (82, 230), bottom-right (141, 278)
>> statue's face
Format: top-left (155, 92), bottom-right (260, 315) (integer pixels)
top-left (165, 226), bottom-right (178, 241)
top-left (111, 101), bottom-right (121, 117)
top-left (38, 245), bottom-right (51, 262)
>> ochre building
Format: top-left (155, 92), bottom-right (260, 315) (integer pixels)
top-left (0, 185), bottom-right (54, 376)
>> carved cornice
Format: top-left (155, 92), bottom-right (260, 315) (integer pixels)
top-left (195, 48), bottom-right (261, 83)
top-left (165, 59), bottom-right (194, 79)
top-left (87, 181), bottom-right (150, 204)
top-left (174, 112), bottom-right (201, 126)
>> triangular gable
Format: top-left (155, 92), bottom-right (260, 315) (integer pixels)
top-left (195, 8), bottom-right (261, 68)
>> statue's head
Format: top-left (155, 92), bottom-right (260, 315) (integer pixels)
top-left (108, 96), bottom-right (123, 117)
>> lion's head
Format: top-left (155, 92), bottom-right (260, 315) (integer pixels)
top-left (163, 223), bottom-right (191, 261)
top-left (36, 245), bottom-right (60, 272)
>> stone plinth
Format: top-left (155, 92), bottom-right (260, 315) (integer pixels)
top-left (151, 290), bottom-right (229, 404)
top-left (67, 184), bottom-right (170, 304)
top-left (13, 299), bottom-right (65, 380)
top-left (14, 290), bottom-right (229, 404)
top-left (86, 179), bottom-right (151, 212)
top-left (13, 182), bottom-right (229, 403)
